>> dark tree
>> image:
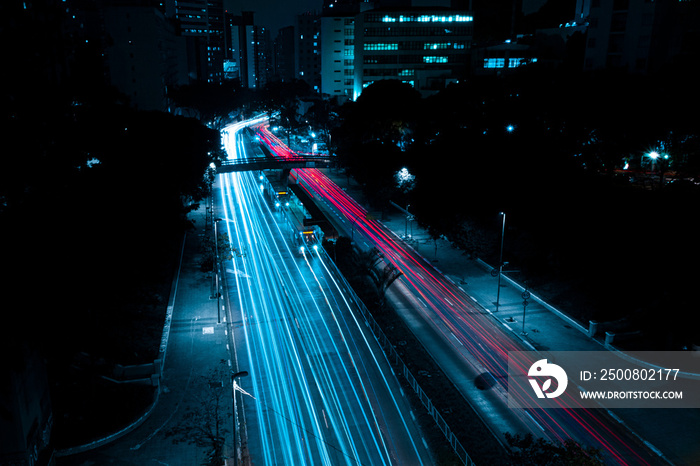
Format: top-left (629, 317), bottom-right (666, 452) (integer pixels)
top-left (505, 433), bottom-right (604, 466)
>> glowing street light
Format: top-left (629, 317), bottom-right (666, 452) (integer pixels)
top-left (643, 149), bottom-right (670, 187)
top-left (495, 212), bottom-right (506, 313)
top-left (231, 370), bottom-right (249, 466)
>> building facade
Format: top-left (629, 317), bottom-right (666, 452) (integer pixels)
top-left (296, 12), bottom-right (322, 92)
top-left (584, 0), bottom-right (700, 74)
top-left (274, 25), bottom-right (296, 83)
top-left (103, 6), bottom-right (188, 111)
top-left (353, 8), bottom-right (474, 98)
top-left (321, 14), bottom-right (357, 99)
top-left (170, 0), bottom-right (224, 83)
top-left (224, 12), bottom-right (270, 88)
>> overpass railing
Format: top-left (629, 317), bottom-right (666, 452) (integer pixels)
top-left (218, 156), bottom-right (336, 173)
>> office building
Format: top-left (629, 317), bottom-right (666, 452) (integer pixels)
top-left (353, 8), bottom-right (474, 98)
top-left (170, 0), bottom-right (224, 83)
top-left (225, 12), bottom-right (270, 88)
top-left (321, 12), bottom-right (359, 99)
top-left (274, 26), bottom-right (296, 83)
top-left (296, 12), bottom-right (322, 92)
top-left (103, 5), bottom-right (188, 111)
top-left (584, 0), bottom-right (700, 73)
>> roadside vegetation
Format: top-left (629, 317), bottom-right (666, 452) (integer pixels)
top-left (327, 70), bottom-right (700, 350)
top-left (1, 85), bottom-right (222, 447)
top-left (325, 237), bottom-right (605, 465)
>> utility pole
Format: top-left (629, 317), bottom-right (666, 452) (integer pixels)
top-left (231, 371), bottom-right (249, 466)
top-left (495, 212), bottom-right (506, 312)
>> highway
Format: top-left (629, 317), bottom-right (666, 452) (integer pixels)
top-left (218, 119), bottom-right (433, 465)
top-left (253, 123), bottom-right (664, 465)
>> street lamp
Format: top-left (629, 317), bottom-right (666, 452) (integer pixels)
top-left (231, 370), bottom-right (249, 466)
top-left (644, 150), bottom-right (670, 187)
top-left (214, 218), bottom-right (223, 323)
top-left (405, 204), bottom-right (411, 238)
top-left (495, 212), bottom-right (506, 313)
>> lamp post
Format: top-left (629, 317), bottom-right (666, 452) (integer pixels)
top-left (646, 150), bottom-right (670, 187)
top-left (405, 204), bottom-right (411, 238)
top-left (521, 285), bottom-right (530, 336)
top-left (231, 370), bottom-right (249, 466)
top-left (495, 212), bottom-right (506, 312)
top-left (214, 218), bottom-right (223, 323)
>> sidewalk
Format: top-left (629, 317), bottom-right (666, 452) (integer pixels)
top-left (57, 199), bottom-right (235, 466)
top-left (321, 169), bottom-right (700, 466)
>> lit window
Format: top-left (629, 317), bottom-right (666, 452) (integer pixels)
top-left (508, 58), bottom-right (522, 68)
top-left (424, 43), bottom-right (450, 50)
top-left (484, 58), bottom-right (505, 68)
top-left (364, 43), bottom-right (399, 51)
top-left (423, 56), bottom-right (448, 64)
top-left (385, 14), bottom-right (473, 23)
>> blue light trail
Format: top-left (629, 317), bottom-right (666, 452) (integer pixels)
top-left (218, 120), bottom-right (431, 465)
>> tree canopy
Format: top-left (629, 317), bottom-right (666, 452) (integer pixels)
top-left (332, 69), bottom-right (700, 348)
top-left (1, 97), bottom-right (221, 360)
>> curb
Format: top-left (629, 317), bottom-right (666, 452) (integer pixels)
top-left (55, 388), bottom-right (162, 457)
top-left (55, 232), bottom-right (187, 457)
top-left (474, 258), bottom-right (593, 338)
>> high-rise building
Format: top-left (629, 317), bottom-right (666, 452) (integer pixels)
top-left (102, 5), bottom-right (188, 111)
top-left (169, 0), bottom-right (224, 83)
top-left (296, 12), bottom-right (322, 92)
top-left (320, 0), bottom-right (375, 100)
top-left (353, 8), bottom-right (474, 98)
top-left (224, 11), bottom-right (253, 84)
top-left (225, 12), bottom-right (270, 88)
top-left (584, 0), bottom-right (700, 74)
top-left (321, 13), bottom-right (359, 99)
top-left (274, 26), bottom-right (296, 82)
top-left (253, 26), bottom-right (272, 89)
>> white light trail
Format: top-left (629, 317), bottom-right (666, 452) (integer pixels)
top-left (218, 120), bottom-right (427, 465)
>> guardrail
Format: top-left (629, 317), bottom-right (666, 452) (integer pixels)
top-left (329, 252), bottom-right (476, 466)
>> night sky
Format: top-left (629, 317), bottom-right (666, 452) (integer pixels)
top-left (224, 0), bottom-right (457, 37)
top-left (225, 0), bottom-right (323, 36)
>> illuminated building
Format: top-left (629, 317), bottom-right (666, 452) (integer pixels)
top-left (297, 12), bottom-right (322, 92)
top-left (225, 12), bottom-right (270, 88)
top-left (353, 8), bottom-right (473, 98)
top-left (170, 0), bottom-right (224, 83)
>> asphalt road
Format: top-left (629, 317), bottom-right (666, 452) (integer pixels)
top-left (254, 124), bottom-right (669, 465)
top-left (219, 121), bottom-right (434, 465)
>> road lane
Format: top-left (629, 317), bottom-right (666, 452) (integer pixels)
top-left (254, 124), bottom-right (663, 465)
top-left (218, 120), bottom-right (433, 465)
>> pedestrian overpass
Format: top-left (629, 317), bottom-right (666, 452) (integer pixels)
top-left (217, 155), bottom-right (335, 173)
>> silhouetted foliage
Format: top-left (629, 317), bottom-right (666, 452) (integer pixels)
top-left (166, 361), bottom-right (231, 465)
top-left (505, 433), bottom-right (604, 466)
top-left (333, 67), bottom-right (700, 348)
top-left (1, 99), bottom-right (220, 360)
top-left (170, 80), bottom-right (248, 128)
